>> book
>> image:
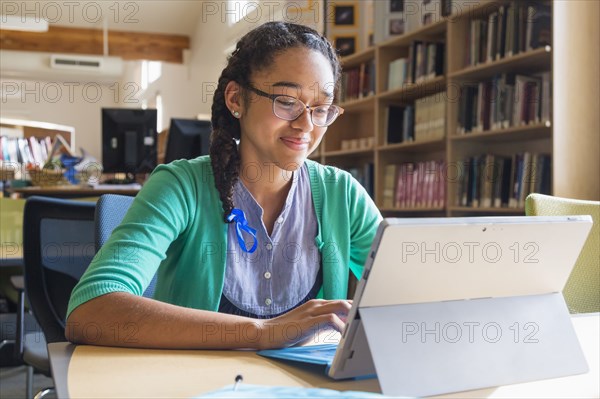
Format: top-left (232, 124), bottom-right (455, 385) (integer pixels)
top-left (514, 75), bottom-right (541, 126)
top-left (496, 5), bottom-right (507, 59)
top-left (388, 58), bottom-right (408, 90)
top-left (538, 71), bottom-right (552, 123)
top-left (480, 154), bottom-right (495, 208)
top-left (509, 153), bottom-right (524, 208)
top-left (402, 106), bottom-right (415, 142)
top-left (382, 164), bottom-right (398, 208)
top-left (386, 105), bottom-right (405, 144)
top-left (527, 4), bottom-right (552, 50)
top-left (395, 163), bottom-right (406, 208)
top-left (457, 158), bottom-right (467, 206)
top-left (487, 12), bottom-right (498, 63)
top-left (436, 160), bottom-right (446, 208)
top-left (518, 152), bottom-right (532, 208)
top-left (494, 156), bottom-right (510, 208)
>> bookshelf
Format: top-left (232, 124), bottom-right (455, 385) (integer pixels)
top-left (313, 0), bottom-right (595, 217)
top-left (0, 118), bottom-right (76, 182)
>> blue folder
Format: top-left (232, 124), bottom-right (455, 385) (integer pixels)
top-left (257, 344), bottom-right (338, 370)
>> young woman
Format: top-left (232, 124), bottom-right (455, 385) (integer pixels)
top-left (66, 22), bottom-right (382, 350)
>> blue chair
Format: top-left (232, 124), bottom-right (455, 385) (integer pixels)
top-left (21, 196), bottom-right (96, 398)
top-left (95, 194), bottom-right (157, 298)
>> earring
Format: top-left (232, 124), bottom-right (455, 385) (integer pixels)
top-left (232, 110), bottom-right (240, 118)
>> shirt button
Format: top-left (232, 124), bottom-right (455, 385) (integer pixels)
top-left (265, 243), bottom-right (273, 250)
top-left (265, 298), bottom-right (272, 306)
top-left (264, 271), bottom-right (271, 279)
top-left (277, 217), bottom-right (284, 224)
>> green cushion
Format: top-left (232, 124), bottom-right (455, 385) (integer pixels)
top-left (525, 193), bottom-right (600, 313)
top-left (0, 198), bottom-right (26, 305)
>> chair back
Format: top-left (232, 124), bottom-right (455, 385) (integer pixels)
top-left (23, 196), bottom-right (96, 343)
top-left (525, 193), bottom-right (600, 313)
top-left (95, 194), bottom-right (157, 298)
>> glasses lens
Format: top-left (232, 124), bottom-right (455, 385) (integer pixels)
top-left (273, 96), bottom-right (303, 120)
top-left (312, 105), bottom-right (339, 127)
top-left (272, 96), bottom-right (340, 127)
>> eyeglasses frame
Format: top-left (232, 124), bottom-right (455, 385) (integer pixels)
top-left (243, 84), bottom-right (344, 127)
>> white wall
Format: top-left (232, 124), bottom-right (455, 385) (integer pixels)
top-left (127, 0), bottom-right (307, 134)
top-left (129, 6), bottom-right (233, 133)
top-left (0, 1), bottom-right (324, 161)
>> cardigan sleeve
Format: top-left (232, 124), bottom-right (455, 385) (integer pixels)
top-left (66, 163), bottom-right (196, 318)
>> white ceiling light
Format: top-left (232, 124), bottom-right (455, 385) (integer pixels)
top-left (1, 15), bottom-right (49, 32)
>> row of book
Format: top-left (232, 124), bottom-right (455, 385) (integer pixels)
top-left (339, 60), bottom-right (376, 103)
top-left (0, 135), bottom-right (53, 167)
top-left (386, 93), bottom-right (446, 144)
top-left (456, 152), bottom-right (551, 209)
top-left (415, 94), bottom-right (446, 142)
top-left (465, 3), bottom-right (551, 67)
top-left (456, 72), bottom-right (551, 134)
top-left (382, 160), bottom-right (447, 209)
top-left (387, 41), bottom-right (445, 91)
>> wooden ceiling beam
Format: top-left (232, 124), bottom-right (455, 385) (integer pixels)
top-left (0, 26), bottom-right (190, 63)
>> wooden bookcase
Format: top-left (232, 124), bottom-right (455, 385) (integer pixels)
top-left (0, 118), bottom-right (76, 181)
top-left (313, 0), bottom-right (575, 217)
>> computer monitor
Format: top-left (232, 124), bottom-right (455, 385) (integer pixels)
top-left (101, 108), bottom-right (157, 178)
top-left (165, 118), bottom-right (212, 163)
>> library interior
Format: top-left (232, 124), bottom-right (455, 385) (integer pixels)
top-left (0, 1), bottom-right (599, 398)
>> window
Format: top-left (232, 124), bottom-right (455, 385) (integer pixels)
top-left (141, 60), bottom-right (162, 90)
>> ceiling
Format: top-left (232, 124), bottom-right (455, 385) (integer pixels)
top-left (4, 0), bottom-right (206, 36)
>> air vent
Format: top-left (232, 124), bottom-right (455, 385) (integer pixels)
top-left (53, 58), bottom-right (102, 68)
top-left (50, 54), bottom-right (104, 70)
top-left (1, 50), bottom-right (124, 82)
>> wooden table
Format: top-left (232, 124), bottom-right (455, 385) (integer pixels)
top-left (9, 185), bottom-right (140, 199)
top-left (48, 313), bottom-right (599, 398)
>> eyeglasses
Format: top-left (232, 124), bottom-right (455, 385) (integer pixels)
top-left (244, 84), bottom-right (344, 127)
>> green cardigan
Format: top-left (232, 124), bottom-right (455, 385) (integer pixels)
top-left (67, 157), bottom-right (382, 318)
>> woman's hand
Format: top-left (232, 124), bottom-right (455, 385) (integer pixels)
top-left (255, 299), bottom-right (352, 350)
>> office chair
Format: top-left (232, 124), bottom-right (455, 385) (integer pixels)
top-left (0, 197), bottom-right (41, 368)
top-left (95, 194), bottom-right (157, 297)
top-left (0, 255), bottom-right (42, 370)
top-left (20, 196), bottom-right (97, 399)
top-left (0, 289), bottom-right (41, 368)
top-left (525, 193), bottom-right (600, 313)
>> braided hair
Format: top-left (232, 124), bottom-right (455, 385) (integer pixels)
top-left (210, 21), bottom-right (342, 222)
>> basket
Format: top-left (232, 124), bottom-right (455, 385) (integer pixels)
top-left (28, 167), bottom-right (67, 187)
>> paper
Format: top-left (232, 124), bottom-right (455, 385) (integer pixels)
top-left (196, 384), bottom-right (390, 398)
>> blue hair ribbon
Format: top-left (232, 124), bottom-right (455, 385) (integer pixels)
top-left (227, 208), bottom-right (258, 253)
